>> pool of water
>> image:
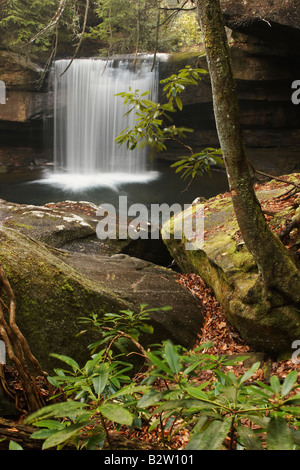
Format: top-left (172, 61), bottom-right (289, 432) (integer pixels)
top-left (0, 163), bottom-right (229, 210)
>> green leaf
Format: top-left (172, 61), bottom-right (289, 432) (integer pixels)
top-left (31, 428), bottom-right (59, 441)
top-left (238, 362), bottom-right (260, 384)
top-left (24, 400), bottom-right (86, 425)
top-left (98, 403), bottom-right (133, 426)
top-left (270, 375), bottom-right (281, 394)
top-left (139, 324), bottom-right (154, 334)
top-left (160, 305), bottom-right (173, 311)
top-left (85, 430), bottom-right (106, 450)
top-left (108, 384), bottom-right (150, 400)
top-left (281, 370), bottom-right (298, 397)
top-left (92, 363), bottom-right (109, 397)
top-left (284, 393), bottom-right (300, 405)
top-left (175, 95), bottom-right (183, 110)
top-left (9, 440), bottom-right (23, 450)
top-left (186, 384), bottom-right (210, 401)
top-left (247, 385), bottom-right (272, 400)
top-left (164, 340), bottom-right (181, 374)
top-left (237, 425), bottom-right (264, 450)
top-left (146, 351), bottom-right (172, 375)
top-left (50, 353), bottom-right (80, 372)
top-left (291, 429), bottom-right (300, 446)
top-left (84, 350), bottom-right (105, 373)
top-left (186, 419), bottom-right (231, 450)
top-left (155, 398), bottom-right (211, 413)
top-left (42, 421), bottom-right (90, 450)
top-left (266, 416), bottom-right (294, 450)
top-left (33, 419), bottom-right (65, 430)
top-left (137, 389), bottom-right (167, 409)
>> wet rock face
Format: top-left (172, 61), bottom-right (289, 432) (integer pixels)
top-left (220, 0), bottom-right (300, 48)
top-left (159, 41), bottom-right (300, 170)
top-left (0, 51), bottom-right (47, 147)
top-left (0, 51), bottom-right (47, 122)
top-left (157, 2), bottom-right (300, 171)
top-left (0, 51), bottom-right (42, 91)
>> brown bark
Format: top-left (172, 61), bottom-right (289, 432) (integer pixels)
top-left (0, 417), bottom-right (43, 450)
top-left (196, 0), bottom-right (300, 304)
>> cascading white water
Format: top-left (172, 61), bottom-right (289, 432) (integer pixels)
top-left (52, 57), bottom-right (159, 179)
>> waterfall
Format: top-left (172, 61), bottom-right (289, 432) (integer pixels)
top-left (52, 57), bottom-right (159, 178)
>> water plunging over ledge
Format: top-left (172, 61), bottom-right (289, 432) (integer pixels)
top-left (50, 57), bottom-right (160, 188)
top-left (0, 54), bottom-right (228, 206)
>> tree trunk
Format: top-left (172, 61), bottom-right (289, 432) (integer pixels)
top-left (196, 0), bottom-right (300, 304)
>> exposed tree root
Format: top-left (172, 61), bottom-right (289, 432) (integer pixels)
top-left (0, 265), bottom-right (47, 413)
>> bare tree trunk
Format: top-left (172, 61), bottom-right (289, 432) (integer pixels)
top-left (196, 0), bottom-right (300, 304)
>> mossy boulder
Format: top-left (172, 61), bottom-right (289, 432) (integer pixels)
top-left (0, 199), bottom-right (97, 248)
top-left (0, 225), bottom-right (130, 371)
top-left (0, 216), bottom-right (203, 371)
top-left (162, 174), bottom-right (300, 357)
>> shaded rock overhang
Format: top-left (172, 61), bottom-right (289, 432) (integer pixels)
top-left (221, 0), bottom-right (300, 51)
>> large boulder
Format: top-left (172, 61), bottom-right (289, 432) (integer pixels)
top-left (162, 174), bottom-right (300, 357)
top-left (0, 199), bottom-right (98, 248)
top-left (0, 200), bottom-right (204, 371)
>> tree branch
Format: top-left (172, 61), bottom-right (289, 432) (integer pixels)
top-left (24, 0), bottom-right (67, 47)
top-left (59, 0), bottom-right (90, 77)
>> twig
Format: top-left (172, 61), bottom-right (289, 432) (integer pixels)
top-left (159, 0), bottom-right (192, 27)
top-left (131, 0), bottom-right (141, 69)
top-left (37, 24), bottom-right (59, 90)
top-left (23, 0), bottom-right (67, 47)
top-left (101, 327), bottom-right (148, 361)
top-left (249, 162), bottom-right (300, 190)
top-left (59, 0), bottom-right (90, 77)
top-left (151, 0), bottom-right (161, 72)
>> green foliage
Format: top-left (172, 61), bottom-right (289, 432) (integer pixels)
top-left (23, 305), bottom-right (167, 450)
top-left (86, 0), bottom-right (201, 55)
top-left (116, 65), bottom-right (206, 152)
top-left (139, 342), bottom-right (300, 450)
top-left (0, 1), bottom-right (201, 57)
top-left (166, 11), bottom-right (202, 51)
top-left (23, 304), bottom-right (300, 450)
top-left (78, 303), bottom-right (171, 353)
top-left (160, 64), bottom-right (208, 110)
top-left (0, 0), bottom-right (81, 54)
top-left (171, 148), bottom-right (223, 179)
top-left (86, 0), bottom-right (161, 54)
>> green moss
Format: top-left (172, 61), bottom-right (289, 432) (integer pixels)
top-left (0, 226), bottom-right (130, 372)
top-left (5, 221), bottom-right (34, 230)
top-left (167, 51), bottom-right (201, 63)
